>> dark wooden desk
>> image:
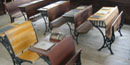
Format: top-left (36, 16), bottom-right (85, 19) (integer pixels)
top-left (62, 6), bottom-right (87, 35)
top-left (18, 0), bottom-right (51, 20)
top-left (63, 9), bottom-right (80, 22)
top-left (38, 1), bottom-right (69, 35)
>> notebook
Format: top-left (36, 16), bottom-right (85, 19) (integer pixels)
top-left (97, 10), bottom-right (109, 14)
top-left (76, 6), bottom-right (86, 10)
top-left (90, 15), bottom-right (101, 19)
top-left (50, 32), bottom-right (65, 41)
top-left (34, 41), bottom-right (55, 50)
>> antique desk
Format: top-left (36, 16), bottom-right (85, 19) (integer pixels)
top-left (62, 6), bottom-right (88, 36)
top-left (88, 6), bottom-right (119, 54)
top-left (38, 1), bottom-right (69, 35)
top-left (18, 0), bottom-right (47, 20)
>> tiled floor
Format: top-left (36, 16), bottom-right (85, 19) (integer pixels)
top-left (0, 14), bottom-right (130, 65)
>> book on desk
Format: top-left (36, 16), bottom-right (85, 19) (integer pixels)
top-left (34, 41), bottom-right (55, 51)
top-left (50, 32), bottom-right (65, 42)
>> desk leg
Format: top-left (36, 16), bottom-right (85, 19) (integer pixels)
top-left (19, 8), bottom-right (27, 20)
top-left (90, 21), bottom-right (114, 54)
top-left (40, 56), bottom-right (51, 65)
top-left (107, 41), bottom-right (113, 54)
top-left (93, 26), bottom-right (106, 51)
top-left (43, 16), bottom-right (49, 35)
top-left (66, 22), bottom-right (76, 40)
top-left (67, 22), bottom-right (73, 35)
top-left (40, 12), bottom-right (50, 35)
top-left (95, 26), bottom-right (114, 54)
top-left (21, 12), bottom-right (27, 20)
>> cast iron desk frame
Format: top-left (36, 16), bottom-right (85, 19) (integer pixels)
top-left (88, 18), bottom-right (115, 55)
top-left (87, 7), bottom-right (122, 54)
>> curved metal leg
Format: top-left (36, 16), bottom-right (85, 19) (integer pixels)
top-left (43, 16), bottom-right (49, 35)
top-left (21, 12), bottom-right (27, 20)
top-left (94, 26), bottom-right (106, 51)
top-left (118, 28), bottom-right (122, 36)
top-left (75, 32), bottom-right (79, 44)
top-left (40, 56), bottom-right (51, 65)
top-left (9, 15), bottom-right (14, 23)
top-left (67, 22), bottom-right (73, 35)
top-left (67, 22), bottom-right (76, 41)
top-left (108, 42), bottom-right (114, 55)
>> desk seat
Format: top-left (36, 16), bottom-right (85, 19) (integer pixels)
top-left (11, 12), bottom-right (23, 18)
top-left (50, 16), bottom-right (66, 27)
top-left (18, 50), bottom-right (39, 63)
top-left (76, 21), bottom-right (92, 34)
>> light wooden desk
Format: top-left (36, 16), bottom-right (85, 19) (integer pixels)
top-left (88, 6), bottom-right (119, 54)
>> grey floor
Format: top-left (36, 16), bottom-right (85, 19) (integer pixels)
top-left (0, 14), bottom-right (130, 65)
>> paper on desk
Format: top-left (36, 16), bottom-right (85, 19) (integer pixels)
top-left (102, 8), bottom-right (110, 10)
top-left (90, 15), bottom-right (101, 18)
top-left (76, 6), bottom-right (86, 10)
top-left (34, 41), bottom-right (55, 50)
top-left (97, 10), bottom-right (109, 14)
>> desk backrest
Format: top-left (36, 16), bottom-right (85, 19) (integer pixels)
top-left (106, 6), bottom-right (119, 28)
top-left (106, 6), bottom-right (119, 39)
top-left (48, 35), bottom-right (75, 65)
top-left (5, 21), bottom-right (37, 55)
top-left (112, 11), bottom-right (123, 33)
top-left (4, 0), bottom-right (32, 15)
top-left (106, 11), bottom-right (123, 39)
top-left (74, 5), bottom-right (92, 28)
top-left (47, 1), bottom-right (70, 22)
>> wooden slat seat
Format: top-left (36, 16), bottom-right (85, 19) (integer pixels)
top-left (4, 21), bottom-right (39, 65)
top-left (18, 50), bottom-right (39, 63)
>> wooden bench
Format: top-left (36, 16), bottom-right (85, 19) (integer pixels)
top-left (74, 5), bottom-right (93, 44)
top-left (3, 21), bottom-right (39, 65)
top-left (4, 0), bottom-right (34, 23)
